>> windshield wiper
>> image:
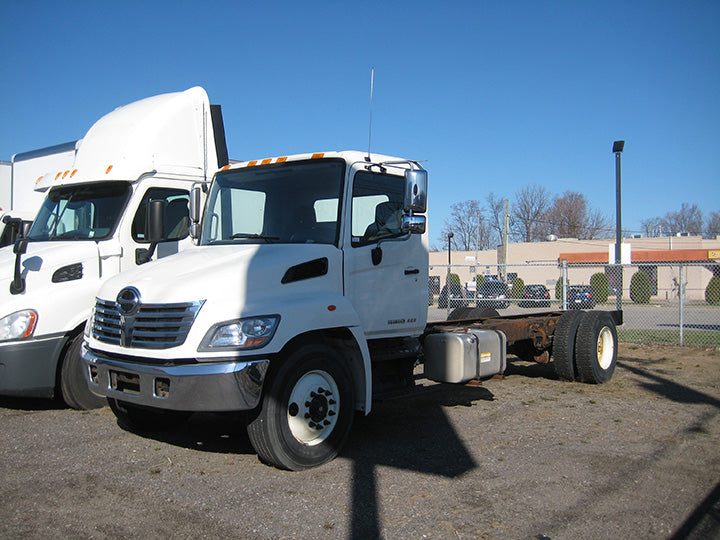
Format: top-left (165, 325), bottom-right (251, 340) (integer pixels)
top-left (229, 233), bottom-right (280, 243)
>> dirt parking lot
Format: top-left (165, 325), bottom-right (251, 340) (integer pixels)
top-left (1, 343), bottom-right (719, 540)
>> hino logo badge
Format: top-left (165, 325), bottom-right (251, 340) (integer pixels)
top-left (116, 287), bottom-right (141, 316)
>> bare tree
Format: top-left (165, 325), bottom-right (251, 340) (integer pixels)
top-left (485, 192), bottom-right (505, 248)
top-left (543, 191), bottom-right (588, 239)
top-left (437, 200), bottom-right (491, 251)
top-left (662, 203), bottom-right (703, 235)
top-left (585, 208), bottom-right (612, 239)
top-left (510, 184), bottom-right (550, 242)
top-left (641, 217), bottom-right (663, 237)
top-left (705, 211), bottom-right (720, 238)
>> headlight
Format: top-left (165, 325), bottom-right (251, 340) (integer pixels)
top-left (199, 315), bottom-right (280, 351)
top-left (0, 310), bottom-right (39, 342)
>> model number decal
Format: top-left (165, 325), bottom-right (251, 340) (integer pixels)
top-left (387, 318), bottom-right (417, 326)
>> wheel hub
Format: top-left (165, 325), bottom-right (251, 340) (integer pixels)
top-left (287, 371), bottom-right (339, 446)
top-left (596, 326), bottom-right (615, 370)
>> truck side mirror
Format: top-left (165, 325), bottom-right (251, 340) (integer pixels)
top-left (402, 215), bottom-right (426, 235)
top-left (189, 184), bottom-right (203, 240)
top-left (404, 169), bottom-right (427, 214)
top-left (146, 199), bottom-right (167, 243)
top-left (10, 238), bottom-right (29, 295)
top-left (136, 199), bottom-right (167, 265)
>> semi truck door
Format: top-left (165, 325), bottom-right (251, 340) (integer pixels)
top-left (124, 187), bottom-right (190, 271)
top-left (343, 168), bottom-right (427, 339)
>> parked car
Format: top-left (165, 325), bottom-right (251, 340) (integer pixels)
top-left (438, 283), bottom-right (471, 308)
top-left (519, 284), bottom-right (551, 308)
top-left (567, 285), bottom-right (596, 309)
top-left (476, 280), bottom-right (510, 309)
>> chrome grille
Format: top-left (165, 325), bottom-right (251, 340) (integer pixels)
top-left (92, 298), bottom-right (204, 349)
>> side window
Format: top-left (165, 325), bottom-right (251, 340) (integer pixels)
top-left (132, 188), bottom-right (190, 243)
top-left (351, 170), bottom-right (405, 246)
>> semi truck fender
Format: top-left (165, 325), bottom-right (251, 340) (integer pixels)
top-left (347, 324), bottom-right (372, 415)
top-left (251, 290), bottom-right (363, 355)
top-left (249, 291), bottom-right (372, 414)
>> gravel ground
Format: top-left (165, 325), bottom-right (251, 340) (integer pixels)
top-left (1, 343), bottom-right (719, 540)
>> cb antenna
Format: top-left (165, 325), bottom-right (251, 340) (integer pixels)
top-left (366, 68), bottom-right (374, 161)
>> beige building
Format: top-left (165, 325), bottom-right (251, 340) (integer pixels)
top-left (429, 236), bottom-right (720, 302)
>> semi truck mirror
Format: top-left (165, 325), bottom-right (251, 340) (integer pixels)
top-left (147, 199), bottom-right (167, 244)
top-left (402, 215), bottom-right (426, 235)
top-left (10, 238), bottom-right (29, 295)
top-left (136, 199), bottom-right (167, 265)
top-left (189, 185), bottom-right (203, 240)
top-left (404, 169), bottom-right (427, 213)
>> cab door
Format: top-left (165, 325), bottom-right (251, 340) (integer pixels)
top-left (342, 166), bottom-right (428, 339)
top-left (120, 186), bottom-right (191, 272)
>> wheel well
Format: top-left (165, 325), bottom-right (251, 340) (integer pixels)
top-left (276, 328), bottom-right (367, 412)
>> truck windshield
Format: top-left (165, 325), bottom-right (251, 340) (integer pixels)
top-left (27, 182), bottom-right (131, 241)
top-left (201, 159), bottom-right (345, 246)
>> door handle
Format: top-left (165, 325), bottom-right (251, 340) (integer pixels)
top-left (404, 268), bottom-right (420, 275)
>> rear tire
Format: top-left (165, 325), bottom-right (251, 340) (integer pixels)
top-left (552, 311), bottom-right (584, 381)
top-left (108, 399), bottom-right (192, 432)
top-left (247, 343), bottom-right (355, 471)
top-left (575, 311), bottom-right (617, 384)
top-left (60, 334), bottom-right (106, 410)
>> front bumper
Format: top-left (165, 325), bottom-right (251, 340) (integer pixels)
top-left (0, 334), bottom-right (67, 398)
top-left (81, 343), bottom-right (269, 412)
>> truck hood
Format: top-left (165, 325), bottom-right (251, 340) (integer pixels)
top-left (0, 241), bottom-right (102, 333)
top-left (90, 243), bottom-right (354, 360)
top-left (96, 243), bottom-right (342, 310)
top-left (0, 241), bottom-right (100, 293)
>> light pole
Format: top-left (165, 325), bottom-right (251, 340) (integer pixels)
top-left (613, 140), bottom-right (624, 310)
top-left (447, 232), bottom-right (454, 266)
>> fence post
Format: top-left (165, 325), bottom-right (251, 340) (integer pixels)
top-left (562, 259), bottom-right (568, 310)
top-left (679, 264), bottom-right (684, 346)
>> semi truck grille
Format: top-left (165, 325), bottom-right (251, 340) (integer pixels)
top-left (92, 298), bottom-right (204, 349)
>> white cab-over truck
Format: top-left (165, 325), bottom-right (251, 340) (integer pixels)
top-left (82, 151), bottom-right (621, 470)
top-left (1, 141), bottom-right (79, 247)
top-left (0, 87), bottom-right (228, 408)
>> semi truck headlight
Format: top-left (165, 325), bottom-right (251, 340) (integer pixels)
top-left (0, 310), bottom-right (39, 342)
top-left (199, 315), bottom-right (280, 351)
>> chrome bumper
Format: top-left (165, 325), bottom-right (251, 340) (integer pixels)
top-left (81, 342), bottom-right (269, 412)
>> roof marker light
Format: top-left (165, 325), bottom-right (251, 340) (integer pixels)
top-left (261, 159), bottom-right (272, 165)
top-left (70, 169), bottom-right (78, 177)
top-left (311, 153), bottom-right (325, 159)
top-left (221, 164), bottom-right (231, 171)
top-left (35, 176), bottom-right (43, 185)
top-left (55, 172), bottom-right (63, 180)
top-left (62, 170), bottom-right (69, 179)
top-left (106, 165), bottom-right (113, 174)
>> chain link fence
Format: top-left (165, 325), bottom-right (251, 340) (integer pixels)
top-left (428, 261), bottom-right (720, 348)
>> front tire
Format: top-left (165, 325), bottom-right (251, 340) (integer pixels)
top-left (59, 334), bottom-right (106, 410)
top-left (247, 343), bottom-right (355, 471)
top-left (574, 311), bottom-right (617, 384)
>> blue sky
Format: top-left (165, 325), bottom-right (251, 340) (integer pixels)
top-left (1, 1), bottom-right (718, 244)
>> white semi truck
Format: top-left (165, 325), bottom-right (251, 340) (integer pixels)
top-left (0, 86), bottom-right (228, 409)
top-left (1, 142), bottom-right (79, 247)
top-left (82, 151), bottom-right (621, 470)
